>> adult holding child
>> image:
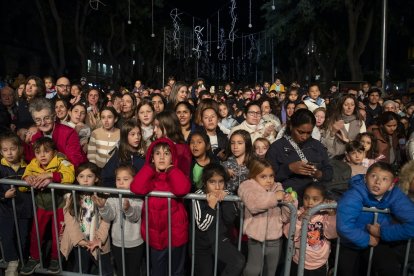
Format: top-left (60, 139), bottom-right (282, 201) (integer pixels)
top-left (24, 97), bottom-right (87, 168)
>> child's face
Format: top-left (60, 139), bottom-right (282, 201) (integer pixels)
top-left (77, 168), bottom-right (98, 186)
top-left (116, 169), bottom-right (134, 189)
top-left (254, 141), bottom-right (269, 159)
top-left (360, 135), bottom-right (372, 152)
top-left (303, 187), bottom-right (324, 210)
top-left (0, 140), bottom-right (20, 164)
top-left (278, 93), bottom-right (286, 101)
top-left (202, 109), bottom-right (219, 132)
top-left (288, 92), bottom-right (298, 102)
top-left (44, 79), bottom-right (53, 89)
top-left (153, 119), bottom-right (165, 139)
top-left (346, 150), bottom-right (365, 165)
top-left (308, 86), bottom-right (320, 100)
top-left (101, 110), bottom-right (117, 130)
top-left (230, 134), bottom-right (246, 159)
top-left (261, 101), bottom-right (271, 115)
top-left (190, 135), bottom-right (208, 158)
top-left (152, 146), bottom-right (172, 172)
top-left (128, 127), bottom-right (141, 148)
top-left (286, 103), bottom-right (295, 117)
top-left (219, 104), bottom-right (229, 118)
top-left (34, 146), bottom-right (56, 167)
top-left (70, 105), bottom-right (86, 125)
top-left (383, 119), bottom-right (398, 135)
top-left (314, 111), bottom-right (325, 127)
top-left (365, 167), bottom-right (395, 197)
top-left (254, 167), bottom-right (274, 191)
top-left (206, 173), bottom-right (225, 193)
top-left (138, 105), bottom-right (154, 127)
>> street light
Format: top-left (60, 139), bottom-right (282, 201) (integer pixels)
top-left (91, 42), bottom-right (104, 87)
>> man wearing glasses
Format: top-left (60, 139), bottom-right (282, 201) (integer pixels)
top-left (51, 77), bottom-right (71, 102)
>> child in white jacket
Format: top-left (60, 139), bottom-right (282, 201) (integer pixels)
top-left (93, 165), bottom-right (144, 276)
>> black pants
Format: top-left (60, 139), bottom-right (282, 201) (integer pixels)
top-left (337, 243), bottom-right (400, 276)
top-left (194, 237), bottom-right (245, 276)
top-left (0, 217), bottom-right (31, 262)
top-left (150, 245), bottom-right (186, 276)
top-left (73, 247), bottom-right (113, 276)
top-left (290, 262), bottom-right (327, 276)
top-left (112, 244), bottom-right (144, 276)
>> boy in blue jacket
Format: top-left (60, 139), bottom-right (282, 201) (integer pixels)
top-left (337, 162), bottom-right (414, 276)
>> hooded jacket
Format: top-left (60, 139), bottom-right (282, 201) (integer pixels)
top-left (0, 158), bottom-right (32, 218)
top-left (337, 174), bottom-right (414, 249)
top-left (130, 138), bottom-right (191, 250)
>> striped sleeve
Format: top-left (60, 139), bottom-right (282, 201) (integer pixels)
top-left (193, 190), bottom-right (216, 231)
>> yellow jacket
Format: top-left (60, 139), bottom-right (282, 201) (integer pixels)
top-left (22, 153), bottom-right (75, 210)
top-left (23, 153), bottom-right (75, 184)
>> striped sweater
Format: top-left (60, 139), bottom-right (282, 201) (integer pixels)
top-left (87, 127), bottom-right (120, 168)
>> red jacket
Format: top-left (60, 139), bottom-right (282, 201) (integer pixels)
top-left (174, 142), bottom-right (192, 176)
top-left (25, 122), bottom-right (87, 168)
top-left (130, 138), bottom-right (191, 250)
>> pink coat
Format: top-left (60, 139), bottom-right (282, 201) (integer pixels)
top-left (238, 179), bottom-right (291, 241)
top-left (25, 122), bottom-right (87, 168)
top-left (130, 138), bottom-right (191, 250)
top-left (284, 207), bottom-right (337, 270)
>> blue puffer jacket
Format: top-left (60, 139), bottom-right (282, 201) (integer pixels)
top-left (337, 174), bottom-right (414, 249)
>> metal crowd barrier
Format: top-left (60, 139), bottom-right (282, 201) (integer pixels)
top-left (0, 178), bottom-right (297, 276)
top-left (297, 203), bottom-right (413, 276)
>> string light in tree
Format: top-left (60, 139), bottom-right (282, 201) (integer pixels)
top-left (192, 26), bottom-right (204, 59)
top-left (217, 11), bottom-right (220, 49)
top-left (170, 9), bottom-right (182, 50)
top-left (127, 0), bottom-right (131, 24)
top-left (229, 0), bottom-right (237, 42)
top-left (89, 0), bottom-right (106, 11)
top-left (248, 0), bottom-right (252, 28)
top-left (272, 0), bottom-right (275, 10)
top-left (151, 0), bottom-right (155, 36)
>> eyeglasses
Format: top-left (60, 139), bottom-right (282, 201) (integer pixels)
top-left (247, 111), bottom-right (262, 117)
top-left (56, 84), bottom-right (71, 89)
top-left (34, 115), bottom-right (54, 125)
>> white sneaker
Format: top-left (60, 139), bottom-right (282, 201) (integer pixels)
top-left (5, 260), bottom-right (19, 276)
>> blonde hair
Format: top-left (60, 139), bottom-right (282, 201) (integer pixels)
top-left (399, 160), bottom-right (414, 195)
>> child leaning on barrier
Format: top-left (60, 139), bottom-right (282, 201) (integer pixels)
top-left (337, 162), bottom-right (414, 276)
top-left (130, 138), bottom-right (191, 276)
top-left (60, 162), bottom-right (112, 276)
top-left (193, 163), bottom-right (245, 276)
top-left (0, 132), bottom-right (32, 276)
top-left (93, 164), bottom-right (144, 276)
top-left (284, 183), bottom-right (337, 276)
top-left (238, 158), bottom-right (295, 276)
top-left (21, 137), bottom-right (75, 275)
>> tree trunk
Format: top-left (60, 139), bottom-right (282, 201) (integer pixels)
top-left (48, 0), bottom-right (65, 75)
top-left (345, 0), bottom-right (374, 81)
top-left (75, 0), bottom-right (89, 77)
top-left (106, 15), bottom-right (126, 85)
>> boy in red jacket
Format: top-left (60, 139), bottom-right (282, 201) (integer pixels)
top-left (130, 138), bottom-right (190, 276)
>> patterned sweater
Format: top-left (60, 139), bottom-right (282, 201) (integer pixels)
top-left (87, 127), bottom-right (120, 168)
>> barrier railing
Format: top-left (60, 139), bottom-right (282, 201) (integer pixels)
top-left (0, 178), bottom-right (297, 276)
top-left (297, 203), bottom-right (413, 276)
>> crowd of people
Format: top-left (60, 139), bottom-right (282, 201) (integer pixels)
top-left (0, 75), bottom-right (414, 276)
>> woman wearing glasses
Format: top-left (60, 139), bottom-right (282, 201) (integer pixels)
top-left (24, 97), bottom-right (87, 168)
top-left (228, 102), bottom-right (276, 144)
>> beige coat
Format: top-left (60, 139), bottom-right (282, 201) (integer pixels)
top-left (238, 179), bottom-right (291, 242)
top-left (60, 197), bottom-right (111, 260)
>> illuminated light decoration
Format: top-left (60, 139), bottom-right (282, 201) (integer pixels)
top-left (170, 9), bottom-right (182, 50)
top-left (248, 0), bottom-right (252, 28)
top-left (192, 26), bottom-right (204, 59)
top-left (151, 0), bottom-right (155, 36)
top-left (222, 64), bottom-right (227, 81)
top-left (217, 11), bottom-right (220, 50)
top-left (272, 0), bottom-right (275, 10)
top-left (229, 0), bottom-right (237, 42)
top-left (218, 28), bottom-right (226, 61)
top-left (128, 0), bottom-right (131, 24)
top-left (89, 0), bottom-right (106, 10)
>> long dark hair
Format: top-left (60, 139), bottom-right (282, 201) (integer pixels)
top-left (356, 132), bottom-right (379, 159)
top-left (225, 129), bottom-right (254, 165)
top-left (119, 119), bottom-right (145, 163)
top-left (23, 76), bottom-right (46, 99)
top-left (67, 162), bottom-right (100, 218)
top-left (155, 110), bottom-right (185, 143)
top-left (201, 163), bottom-right (229, 193)
top-left (378, 111), bottom-right (400, 139)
